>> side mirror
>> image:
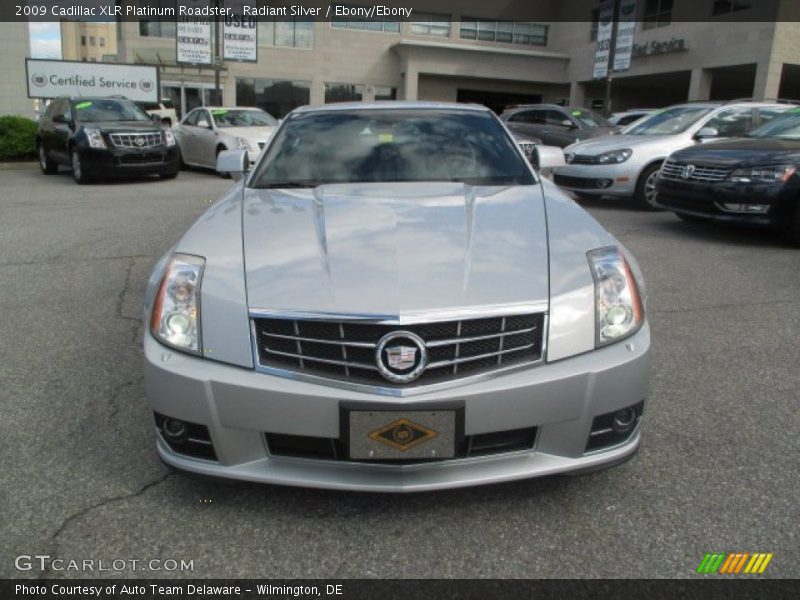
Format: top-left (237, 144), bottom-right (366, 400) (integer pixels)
top-left (534, 145), bottom-right (566, 173)
top-left (150, 113), bottom-right (161, 122)
top-left (695, 127), bottom-right (719, 140)
top-left (216, 148), bottom-right (249, 182)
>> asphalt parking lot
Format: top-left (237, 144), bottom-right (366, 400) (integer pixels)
top-left (1, 166), bottom-right (798, 579)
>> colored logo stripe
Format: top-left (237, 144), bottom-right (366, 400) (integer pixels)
top-left (697, 553), bottom-right (773, 575)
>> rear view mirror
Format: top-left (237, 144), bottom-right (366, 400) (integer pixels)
top-left (535, 145), bottom-right (566, 173)
top-left (216, 149), bottom-right (249, 182)
top-left (695, 127), bottom-right (719, 140)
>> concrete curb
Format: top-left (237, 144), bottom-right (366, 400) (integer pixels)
top-left (0, 161), bottom-right (38, 171)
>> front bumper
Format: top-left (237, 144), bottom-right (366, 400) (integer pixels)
top-left (552, 163), bottom-right (638, 197)
top-left (655, 177), bottom-right (794, 226)
top-left (144, 324), bottom-right (650, 492)
top-left (81, 145), bottom-right (179, 176)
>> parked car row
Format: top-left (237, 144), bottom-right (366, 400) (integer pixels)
top-left (35, 95), bottom-right (279, 184)
top-left (544, 99), bottom-right (800, 244)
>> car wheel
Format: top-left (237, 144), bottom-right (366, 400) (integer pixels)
top-left (38, 142), bottom-right (58, 175)
top-left (635, 163), bottom-right (663, 211)
top-left (70, 147), bottom-right (91, 185)
top-left (676, 213), bottom-right (708, 224)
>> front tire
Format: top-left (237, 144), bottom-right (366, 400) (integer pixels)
top-left (70, 147), bottom-right (91, 184)
top-left (787, 206), bottom-right (800, 247)
top-left (38, 142), bottom-right (57, 175)
top-left (635, 163), bottom-right (663, 211)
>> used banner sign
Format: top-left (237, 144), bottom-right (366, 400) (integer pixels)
top-left (177, 1), bottom-right (213, 65)
top-left (613, 0), bottom-right (638, 72)
top-left (222, 1), bottom-right (258, 62)
top-left (592, 0), bottom-right (614, 79)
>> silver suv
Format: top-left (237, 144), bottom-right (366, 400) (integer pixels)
top-left (553, 101), bottom-right (791, 209)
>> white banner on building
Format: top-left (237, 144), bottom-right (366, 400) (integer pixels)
top-left (25, 59), bottom-right (159, 102)
top-left (222, 1), bottom-right (258, 62)
top-left (177, 1), bottom-right (213, 65)
top-left (592, 0), bottom-right (614, 79)
top-left (613, 0), bottom-right (638, 72)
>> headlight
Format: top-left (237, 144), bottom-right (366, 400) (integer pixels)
top-left (728, 164), bottom-right (796, 183)
top-left (83, 127), bottom-right (106, 149)
top-left (588, 247), bottom-right (644, 347)
top-left (234, 137), bottom-right (255, 152)
top-left (163, 128), bottom-right (176, 147)
top-left (595, 149), bottom-right (632, 164)
top-left (150, 254), bottom-right (205, 355)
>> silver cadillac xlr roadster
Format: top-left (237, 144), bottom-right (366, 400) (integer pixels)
top-left (144, 102), bottom-right (650, 491)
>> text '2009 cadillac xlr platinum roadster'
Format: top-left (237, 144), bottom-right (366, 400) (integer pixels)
top-left (144, 102), bottom-right (651, 492)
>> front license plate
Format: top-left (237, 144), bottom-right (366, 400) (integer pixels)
top-left (348, 410), bottom-right (456, 460)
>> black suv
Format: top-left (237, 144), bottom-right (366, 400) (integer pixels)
top-left (500, 104), bottom-right (619, 148)
top-left (36, 96), bottom-right (179, 184)
top-left (655, 109), bottom-right (800, 245)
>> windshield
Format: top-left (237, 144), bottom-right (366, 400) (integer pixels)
top-left (747, 111), bottom-right (800, 140)
top-left (211, 109), bottom-right (277, 128)
top-left (72, 99), bottom-right (150, 122)
top-left (568, 108), bottom-right (611, 128)
top-left (251, 109), bottom-right (534, 188)
top-left (622, 106), bottom-right (713, 135)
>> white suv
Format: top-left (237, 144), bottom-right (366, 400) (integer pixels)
top-left (136, 99), bottom-right (179, 126)
top-left (553, 102), bottom-right (791, 209)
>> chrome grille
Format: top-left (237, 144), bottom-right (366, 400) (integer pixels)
top-left (660, 160), bottom-right (730, 182)
top-left (109, 132), bottom-right (162, 148)
top-left (253, 313), bottom-right (546, 387)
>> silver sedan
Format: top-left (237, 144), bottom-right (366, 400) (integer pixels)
top-left (144, 102), bottom-right (650, 492)
top-left (173, 106), bottom-right (277, 173)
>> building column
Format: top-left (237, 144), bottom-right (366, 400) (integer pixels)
top-left (402, 67), bottom-right (419, 101)
top-left (687, 68), bottom-right (712, 101)
top-left (568, 81), bottom-right (586, 107)
top-left (753, 61), bottom-right (783, 101)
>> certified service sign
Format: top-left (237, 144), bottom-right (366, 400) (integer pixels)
top-left (25, 59), bottom-right (159, 102)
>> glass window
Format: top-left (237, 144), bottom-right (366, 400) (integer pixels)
top-left (624, 105), bottom-right (713, 135)
top-left (139, 20), bottom-right (176, 38)
top-left (251, 109), bottom-right (534, 187)
top-left (643, 0), bottom-right (673, 29)
top-left (374, 86), bottom-right (397, 101)
top-left (183, 110), bottom-right (200, 126)
top-left (81, 35), bottom-right (86, 46)
top-left (331, 6), bottom-right (399, 33)
top-left (99, 37), bottom-right (105, 47)
top-left (236, 78), bottom-right (311, 118)
top-left (756, 107), bottom-right (789, 125)
top-left (211, 109), bottom-right (278, 128)
top-left (410, 12), bottom-right (451, 37)
top-left (325, 83), bottom-right (365, 103)
top-left (564, 108), bottom-right (611, 127)
top-left (258, 19), bottom-right (314, 48)
top-left (712, 0), bottom-right (752, 16)
top-left (460, 19), bottom-right (548, 46)
top-left (508, 110), bottom-right (546, 125)
top-left (70, 98), bottom-right (150, 123)
top-left (90, 36), bottom-right (96, 46)
top-left (702, 107), bottom-right (753, 137)
top-left (748, 110), bottom-right (800, 140)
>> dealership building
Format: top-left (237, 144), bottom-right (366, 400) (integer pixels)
top-left (13, 0), bottom-right (800, 120)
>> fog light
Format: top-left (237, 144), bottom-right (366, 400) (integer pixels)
top-left (719, 203), bottom-right (769, 214)
top-left (162, 418), bottom-right (187, 442)
top-left (612, 408), bottom-right (636, 433)
top-left (597, 179), bottom-right (613, 189)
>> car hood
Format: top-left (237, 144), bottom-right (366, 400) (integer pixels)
top-left (219, 126), bottom-right (275, 144)
top-left (669, 137), bottom-right (800, 166)
top-left (566, 133), bottom-right (681, 155)
top-left (241, 182), bottom-right (550, 316)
